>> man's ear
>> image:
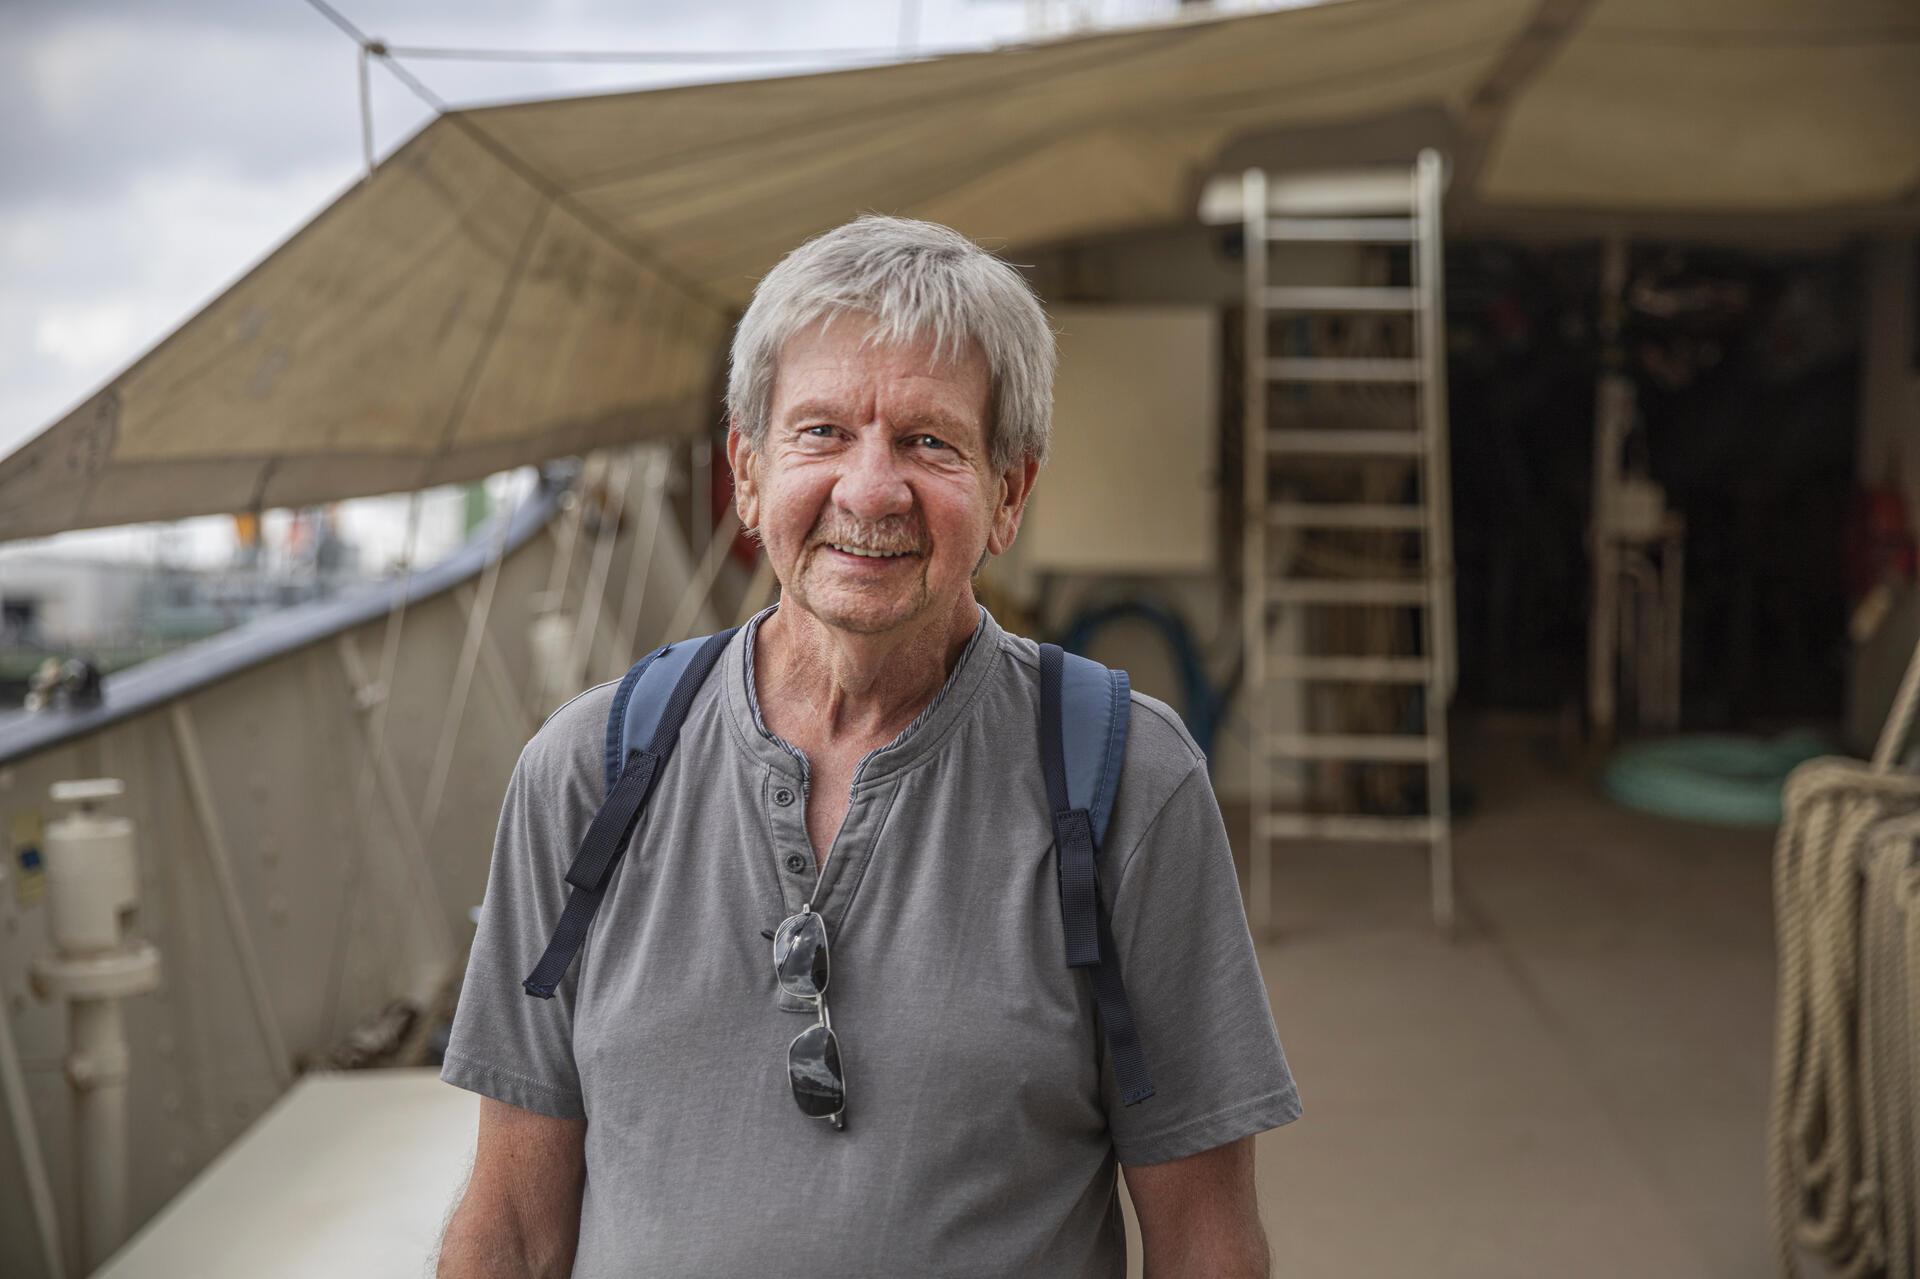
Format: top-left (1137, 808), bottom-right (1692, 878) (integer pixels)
top-left (725, 419), bottom-right (759, 532)
top-left (985, 454), bottom-right (1041, 557)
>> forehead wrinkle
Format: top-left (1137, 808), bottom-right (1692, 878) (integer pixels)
top-left (776, 315), bottom-right (985, 398)
top-left (781, 398), bottom-right (858, 424)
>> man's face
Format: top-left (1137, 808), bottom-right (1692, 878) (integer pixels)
top-left (728, 314), bottom-right (1038, 638)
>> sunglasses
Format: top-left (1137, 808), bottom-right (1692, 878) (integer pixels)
top-left (772, 904), bottom-right (847, 1131)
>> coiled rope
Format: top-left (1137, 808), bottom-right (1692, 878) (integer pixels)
top-left (1769, 635), bottom-right (1920, 1276)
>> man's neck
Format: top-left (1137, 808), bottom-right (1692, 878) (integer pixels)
top-left (755, 592), bottom-right (981, 748)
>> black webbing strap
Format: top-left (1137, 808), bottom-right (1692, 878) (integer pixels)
top-left (1091, 892), bottom-right (1155, 1106)
top-left (1038, 643), bottom-right (1155, 1105)
top-left (522, 629), bottom-right (735, 999)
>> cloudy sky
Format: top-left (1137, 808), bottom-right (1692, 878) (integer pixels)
top-left (2, 0), bottom-right (1214, 563)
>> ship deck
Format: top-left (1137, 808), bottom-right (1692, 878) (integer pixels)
top-left (1189, 717), bottom-right (1779, 1278)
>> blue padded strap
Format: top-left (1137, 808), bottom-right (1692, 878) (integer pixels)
top-left (604, 645), bottom-right (668, 792)
top-left (1038, 645), bottom-right (1097, 967)
top-left (614, 637), bottom-right (715, 789)
top-left (1056, 650), bottom-right (1129, 849)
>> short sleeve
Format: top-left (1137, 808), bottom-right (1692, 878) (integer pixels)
top-left (439, 737), bottom-right (589, 1121)
top-left (1100, 760), bottom-right (1302, 1165)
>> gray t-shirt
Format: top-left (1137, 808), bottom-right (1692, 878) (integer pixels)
top-left (441, 601), bottom-right (1300, 1277)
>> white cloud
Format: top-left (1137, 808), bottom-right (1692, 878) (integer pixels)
top-left (25, 20), bottom-right (142, 124)
top-left (35, 301), bottom-right (148, 372)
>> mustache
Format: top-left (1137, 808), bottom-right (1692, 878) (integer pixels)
top-left (814, 526), bottom-right (924, 553)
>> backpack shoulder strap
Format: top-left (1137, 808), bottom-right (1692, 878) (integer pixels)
top-left (602, 632), bottom-right (734, 794)
top-left (1038, 642), bottom-right (1155, 1106)
top-left (523, 627), bottom-right (739, 999)
top-left (1044, 647), bottom-right (1132, 847)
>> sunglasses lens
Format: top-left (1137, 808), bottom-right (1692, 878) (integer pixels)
top-left (773, 912), bottom-right (829, 999)
top-left (788, 1023), bottom-right (845, 1119)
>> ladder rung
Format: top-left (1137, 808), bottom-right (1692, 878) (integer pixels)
top-left (1268, 358), bottom-right (1422, 383)
top-left (1268, 503), bottom-right (1426, 529)
top-left (1195, 170), bottom-right (1414, 224)
top-left (1266, 429), bottom-right (1422, 456)
top-left (1268, 732), bottom-right (1439, 762)
top-left (1264, 171), bottom-right (1415, 216)
top-left (1266, 656), bottom-right (1431, 682)
top-left (1264, 286), bottom-right (1418, 312)
top-left (1257, 813), bottom-right (1444, 842)
top-left (1265, 217), bottom-right (1416, 242)
top-left (1267, 579), bottom-right (1428, 605)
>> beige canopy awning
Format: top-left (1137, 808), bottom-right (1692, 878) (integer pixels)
top-left (3, 0), bottom-right (1914, 540)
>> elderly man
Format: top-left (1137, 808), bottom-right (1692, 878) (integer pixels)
top-left (436, 215), bottom-right (1300, 1277)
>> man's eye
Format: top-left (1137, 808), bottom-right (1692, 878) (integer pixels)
top-left (912, 435), bottom-right (948, 450)
top-left (804, 425), bottom-right (835, 437)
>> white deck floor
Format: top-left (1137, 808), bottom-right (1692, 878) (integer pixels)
top-left (96, 1070), bottom-right (478, 1279)
top-left (1189, 720), bottom-right (1781, 1278)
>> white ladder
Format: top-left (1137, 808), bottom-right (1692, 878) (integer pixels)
top-left (1237, 151), bottom-right (1457, 934)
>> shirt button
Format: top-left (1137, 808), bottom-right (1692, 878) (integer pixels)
top-left (773, 787), bottom-right (795, 807)
top-left (784, 853), bottom-right (809, 874)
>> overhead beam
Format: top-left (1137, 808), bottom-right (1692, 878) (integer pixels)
top-left (1450, 0), bottom-right (1597, 210)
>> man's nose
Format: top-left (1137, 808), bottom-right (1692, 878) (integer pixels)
top-left (834, 432), bottom-right (913, 521)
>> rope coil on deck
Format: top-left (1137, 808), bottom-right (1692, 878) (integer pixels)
top-left (1768, 641), bottom-right (1920, 1277)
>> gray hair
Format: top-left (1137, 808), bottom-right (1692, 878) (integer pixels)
top-left (726, 215), bottom-right (1054, 474)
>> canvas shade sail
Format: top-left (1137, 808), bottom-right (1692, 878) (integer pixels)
top-left (2, 0), bottom-right (1914, 540)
